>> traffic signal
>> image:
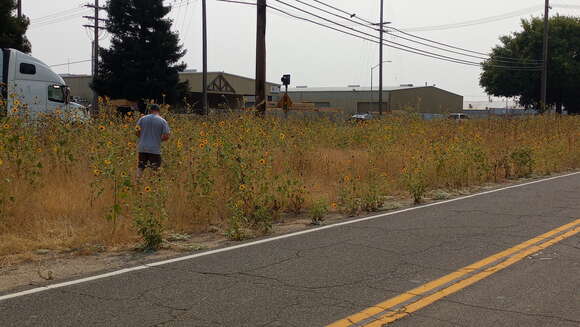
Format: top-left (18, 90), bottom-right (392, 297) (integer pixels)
top-left (281, 74), bottom-right (291, 86)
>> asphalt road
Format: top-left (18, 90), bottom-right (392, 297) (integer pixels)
top-left (1, 173), bottom-right (579, 327)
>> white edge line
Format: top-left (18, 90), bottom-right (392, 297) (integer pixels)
top-left (1, 171), bottom-right (579, 302)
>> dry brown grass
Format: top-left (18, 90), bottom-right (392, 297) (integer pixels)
top-left (1, 111), bottom-right (579, 257)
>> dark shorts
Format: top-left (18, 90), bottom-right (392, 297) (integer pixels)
top-left (138, 152), bottom-right (162, 169)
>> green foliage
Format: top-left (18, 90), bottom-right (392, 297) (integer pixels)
top-left (401, 162), bottom-right (428, 204)
top-left (309, 199), bottom-right (328, 225)
top-left (0, 0), bottom-right (31, 53)
top-left (92, 0), bottom-right (188, 105)
top-left (480, 16), bottom-right (580, 114)
top-left (510, 147), bottom-right (534, 178)
top-left (133, 182), bottom-right (168, 251)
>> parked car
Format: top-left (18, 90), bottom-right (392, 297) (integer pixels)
top-left (448, 113), bottom-right (470, 120)
top-left (349, 113), bottom-right (374, 121)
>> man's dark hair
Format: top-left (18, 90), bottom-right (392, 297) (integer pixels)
top-left (149, 104), bottom-right (161, 112)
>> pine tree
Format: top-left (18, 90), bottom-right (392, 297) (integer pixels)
top-left (0, 0), bottom-right (31, 53)
top-left (92, 0), bottom-right (188, 106)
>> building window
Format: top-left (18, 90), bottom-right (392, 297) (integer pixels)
top-left (267, 96), bottom-right (273, 101)
top-left (19, 63), bottom-right (36, 75)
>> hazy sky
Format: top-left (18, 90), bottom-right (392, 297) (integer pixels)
top-left (23, 0), bottom-right (579, 100)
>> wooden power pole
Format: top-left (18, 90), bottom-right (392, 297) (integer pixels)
top-left (84, 0), bottom-right (106, 116)
top-left (540, 0), bottom-right (550, 113)
top-left (202, 0), bottom-right (209, 115)
top-left (378, 0), bottom-right (384, 116)
top-left (17, 0), bottom-right (22, 18)
top-left (255, 0), bottom-right (267, 116)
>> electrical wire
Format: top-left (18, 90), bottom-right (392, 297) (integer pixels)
top-left (182, 0), bottom-right (201, 44)
top-left (30, 10), bottom-right (91, 29)
top-left (31, 6), bottom-right (87, 24)
top-left (216, 0), bottom-right (541, 71)
top-left (180, 0), bottom-right (192, 34)
top-left (299, 0), bottom-right (543, 64)
top-left (399, 6), bottom-right (544, 32)
top-left (269, 0), bottom-right (542, 70)
top-left (386, 25), bottom-right (543, 63)
top-left (49, 59), bottom-right (93, 68)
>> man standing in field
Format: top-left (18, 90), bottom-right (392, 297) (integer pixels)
top-left (135, 104), bottom-right (170, 178)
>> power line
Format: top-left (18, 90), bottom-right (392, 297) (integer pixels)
top-left (300, 0), bottom-right (542, 64)
top-left (31, 6), bottom-right (87, 23)
top-left (49, 59), bottom-right (93, 68)
top-left (269, 0), bottom-right (542, 69)
top-left (386, 26), bottom-right (543, 63)
top-left (30, 10), bottom-right (91, 29)
top-left (180, 0), bottom-right (192, 34)
top-left (399, 6), bottom-right (544, 32)
top-left (217, 0), bottom-right (541, 71)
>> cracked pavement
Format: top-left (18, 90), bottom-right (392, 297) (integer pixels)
top-left (1, 173), bottom-right (579, 326)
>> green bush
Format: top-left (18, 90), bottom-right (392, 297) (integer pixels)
top-left (309, 199), bottom-right (329, 225)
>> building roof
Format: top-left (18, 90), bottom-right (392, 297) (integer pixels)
top-left (288, 85), bottom-right (433, 92)
top-left (179, 71), bottom-right (280, 86)
top-left (61, 71), bottom-right (281, 87)
top-left (288, 85), bottom-right (463, 98)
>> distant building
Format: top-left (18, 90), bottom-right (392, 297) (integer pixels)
top-left (61, 71), bottom-right (281, 110)
top-left (277, 85), bottom-right (463, 115)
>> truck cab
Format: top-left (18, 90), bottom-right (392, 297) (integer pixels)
top-left (1, 48), bottom-right (88, 120)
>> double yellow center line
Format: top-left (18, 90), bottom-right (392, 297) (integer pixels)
top-left (327, 219), bottom-right (580, 327)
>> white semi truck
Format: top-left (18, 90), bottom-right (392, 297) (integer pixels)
top-left (1, 48), bottom-right (87, 119)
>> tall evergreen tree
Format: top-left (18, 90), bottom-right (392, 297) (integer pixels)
top-left (0, 0), bottom-right (31, 53)
top-left (92, 0), bottom-right (188, 106)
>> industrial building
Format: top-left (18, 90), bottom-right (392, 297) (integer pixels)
top-left (62, 70), bottom-right (281, 110)
top-left (280, 85), bottom-right (463, 114)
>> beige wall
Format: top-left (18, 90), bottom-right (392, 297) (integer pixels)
top-left (63, 75), bottom-right (93, 102)
top-left (285, 87), bottom-right (463, 114)
top-left (181, 72), bottom-right (280, 96)
top-left (389, 87), bottom-right (463, 114)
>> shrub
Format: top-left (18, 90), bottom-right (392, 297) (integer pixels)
top-left (510, 147), bottom-right (534, 178)
top-left (309, 199), bottom-right (329, 225)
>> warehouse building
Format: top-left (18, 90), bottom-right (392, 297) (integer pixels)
top-left (62, 70), bottom-right (281, 110)
top-left (280, 85), bottom-right (463, 114)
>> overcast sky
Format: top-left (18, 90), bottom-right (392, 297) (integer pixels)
top-left (23, 0), bottom-right (579, 100)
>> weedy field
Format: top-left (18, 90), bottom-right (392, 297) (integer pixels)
top-left (1, 101), bottom-right (579, 259)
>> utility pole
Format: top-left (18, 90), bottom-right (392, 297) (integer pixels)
top-left (255, 0), bottom-right (267, 116)
top-left (202, 0), bottom-right (209, 115)
top-left (540, 0), bottom-right (550, 113)
top-left (379, 0), bottom-right (384, 116)
top-left (84, 0), bottom-right (107, 116)
top-left (17, 0), bottom-right (22, 18)
top-left (372, 2), bottom-right (390, 115)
